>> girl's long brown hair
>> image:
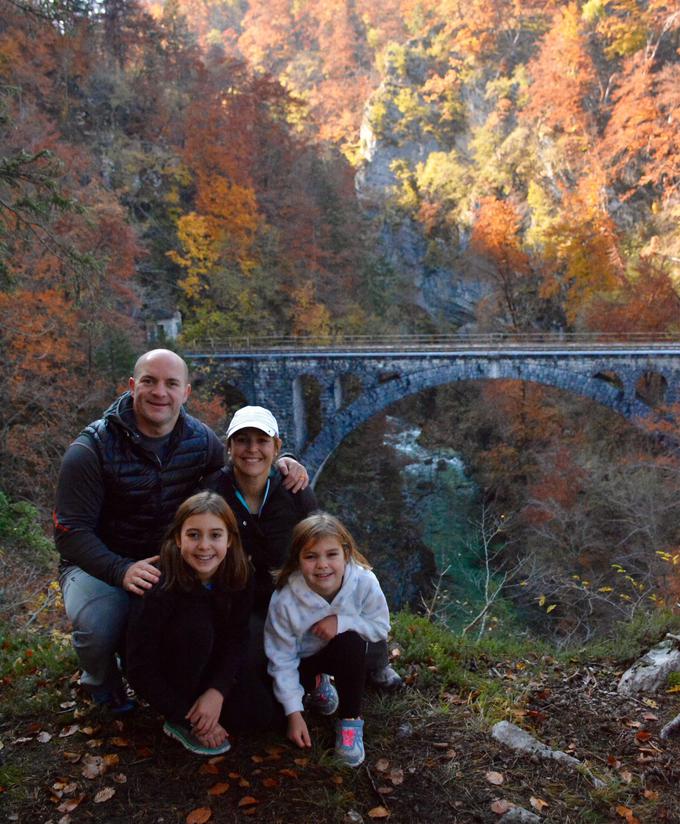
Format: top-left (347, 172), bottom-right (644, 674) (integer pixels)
top-left (274, 512), bottom-right (371, 590)
top-left (161, 492), bottom-right (250, 592)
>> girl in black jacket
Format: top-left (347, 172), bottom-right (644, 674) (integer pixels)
top-left (126, 492), bottom-right (254, 756)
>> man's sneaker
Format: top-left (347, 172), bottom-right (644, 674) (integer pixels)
top-left (90, 684), bottom-right (136, 714)
top-left (307, 673), bottom-right (339, 716)
top-left (334, 718), bottom-right (365, 767)
top-left (369, 665), bottom-right (403, 690)
top-left (162, 721), bottom-right (231, 756)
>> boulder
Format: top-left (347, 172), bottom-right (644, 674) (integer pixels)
top-left (617, 635), bottom-right (680, 696)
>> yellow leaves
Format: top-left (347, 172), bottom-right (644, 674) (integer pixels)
top-left (537, 595), bottom-right (557, 613)
top-left (291, 282), bottom-right (332, 338)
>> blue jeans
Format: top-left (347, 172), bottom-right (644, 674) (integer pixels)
top-left (59, 566), bottom-right (130, 691)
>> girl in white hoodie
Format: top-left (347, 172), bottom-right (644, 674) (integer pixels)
top-left (264, 512), bottom-right (390, 767)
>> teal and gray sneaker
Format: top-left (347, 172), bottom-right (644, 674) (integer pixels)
top-left (307, 673), bottom-right (339, 715)
top-left (335, 718), bottom-right (365, 767)
top-left (162, 721), bottom-right (231, 756)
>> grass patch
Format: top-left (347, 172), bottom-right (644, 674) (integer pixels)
top-left (0, 626), bottom-right (75, 715)
top-left (582, 608), bottom-right (680, 663)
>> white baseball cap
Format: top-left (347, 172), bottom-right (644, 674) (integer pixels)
top-left (226, 406), bottom-right (279, 439)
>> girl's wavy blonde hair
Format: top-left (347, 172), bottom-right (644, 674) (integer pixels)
top-left (274, 511), bottom-right (371, 590)
top-left (161, 491), bottom-right (250, 592)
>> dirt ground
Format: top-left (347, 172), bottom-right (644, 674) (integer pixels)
top-left (2, 655), bottom-right (680, 824)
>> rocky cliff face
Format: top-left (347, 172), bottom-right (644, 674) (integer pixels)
top-left (355, 43), bottom-right (486, 327)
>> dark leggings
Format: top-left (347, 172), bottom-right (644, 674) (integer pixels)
top-left (298, 631), bottom-right (367, 718)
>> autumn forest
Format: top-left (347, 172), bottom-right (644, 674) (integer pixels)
top-left (2, 0), bottom-right (680, 643)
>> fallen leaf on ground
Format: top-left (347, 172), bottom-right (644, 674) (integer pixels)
top-left (389, 768), bottom-right (404, 786)
top-left (136, 746), bottom-right (153, 758)
top-left (112, 773), bottom-right (127, 784)
top-left (238, 796), bottom-right (259, 807)
top-left (635, 731), bottom-right (651, 743)
top-left (530, 796), bottom-right (548, 812)
top-left (110, 737), bottom-right (129, 748)
top-left (279, 768), bottom-right (298, 779)
top-left (367, 806), bottom-right (390, 819)
top-left (103, 754), bottom-right (120, 767)
top-left (81, 754), bottom-right (105, 779)
top-left (186, 807), bottom-right (212, 824)
top-left (85, 739), bottom-right (104, 749)
top-left (265, 745), bottom-right (285, 756)
top-left (620, 770), bottom-right (633, 783)
top-left (62, 752), bottom-right (81, 763)
top-left (490, 799), bottom-right (514, 815)
top-left (485, 771), bottom-right (504, 786)
top-left (207, 755), bottom-right (225, 765)
top-left (94, 787), bottom-right (115, 803)
top-left (250, 755), bottom-right (264, 763)
top-left (207, 782), bottom-right (230, 796)
top-left (616, 805), bottom-right (640, 823)
top-left (60, 701), bottom-right (77, 710)
top-left (37, 731), bottom-right (52, 743)
top-left (378, 787), bottom-right (393, 795)
top-left (262, 778), bottom-right (279, 788)
top-left (294, 757), bottom-right (309, 767)
top-left (431, 742), bottom-right (451, 750)
top-left (238, 778), bottom-right (250, 788)
top-left (199, 762), bottom-right (219, 775)
top-left (375, 758), bottom-right (389, 772)
top-left (331, 775), bottom-right (343, 785)
top-left (643, 789), bottom-right (659, 800)
top-left (80, 726), bottom-right (98, 736)
top-left (56, 795), bottom-right (84, 813)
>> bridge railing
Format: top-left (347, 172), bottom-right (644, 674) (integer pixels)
top-left (183, 331), bottom-right (680, 354)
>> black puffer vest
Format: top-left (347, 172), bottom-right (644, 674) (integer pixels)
top-left (83, 393), bottom-right (215, 560)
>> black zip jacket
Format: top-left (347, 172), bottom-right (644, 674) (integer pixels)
top-left (210, 467), bottom-right (317, 612)
top-left (126, 577), bottom-right (251, 722)
top-left (54, 393), bottom-right (225, 586)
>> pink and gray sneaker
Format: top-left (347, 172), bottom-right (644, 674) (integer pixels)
top-left (307, 673), bottom-right (339, 715)
top-left (335, 718), bottom-right (365, 767)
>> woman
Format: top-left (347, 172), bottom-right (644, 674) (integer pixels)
top-left (211, 406), bottom-right (318, 615)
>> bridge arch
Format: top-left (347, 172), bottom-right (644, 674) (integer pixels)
top-left (301, 360), bottom-right (654, 483)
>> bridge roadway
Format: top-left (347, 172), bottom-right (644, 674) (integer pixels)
top-left (184, 334), bottom-right (680, 483)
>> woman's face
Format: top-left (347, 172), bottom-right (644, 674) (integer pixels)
top-left (229, 427), bottom-right (280, 483)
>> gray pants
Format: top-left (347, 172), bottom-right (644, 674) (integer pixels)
top-left (59, 566), bottom-right (130, 692)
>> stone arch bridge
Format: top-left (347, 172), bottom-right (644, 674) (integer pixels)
top-left (185, 334), bottom-right (680, 484)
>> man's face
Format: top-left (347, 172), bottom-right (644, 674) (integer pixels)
top-left (129, 351), bottom-right (191, 437)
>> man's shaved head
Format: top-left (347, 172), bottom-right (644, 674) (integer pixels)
top-left (133, 349), bottom-right (189, 384)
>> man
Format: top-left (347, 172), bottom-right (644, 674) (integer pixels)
top-left (54, 349), bottom-right (306, 711)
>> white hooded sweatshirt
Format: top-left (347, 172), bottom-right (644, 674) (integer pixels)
top-left (264, 561), bottom-right (390, 715)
